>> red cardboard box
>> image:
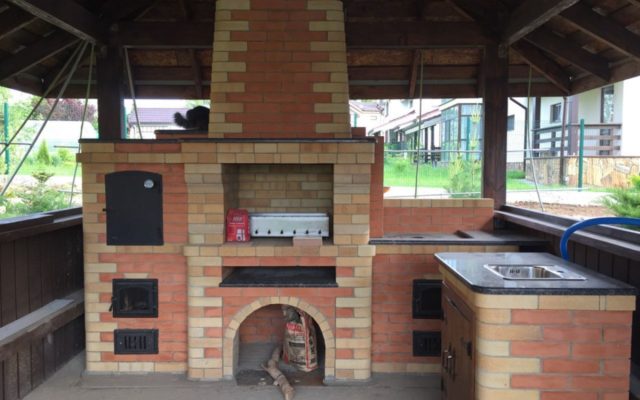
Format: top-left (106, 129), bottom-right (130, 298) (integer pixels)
top-left (226, 209), bottom-right (250, 242)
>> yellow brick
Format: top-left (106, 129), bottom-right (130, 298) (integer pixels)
top-left (477, 371), bottom-right (510, 389)
top-left (476, 338), bottom-right (510, 356)
top-left (605, 295), bottom-right (636, 311)
top-left (539, 295), bottom-right (600, 310)
top-left (474, 294), bottom-right (539, 309)
top-left (476, 308), bottom-right (511, 324)
top-left (477, 323), bottom-right (541, 341)
top-left (307, 0), bottom-right (343, 10)
top-left (309, 21), bottom-right (344, 32)
top-left (477, 356), bottom-right (540, 374)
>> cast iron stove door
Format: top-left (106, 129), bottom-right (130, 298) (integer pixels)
top-left (105, 171), bottom-right (163, 245)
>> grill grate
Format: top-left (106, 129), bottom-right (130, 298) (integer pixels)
top-left (114, 329), bottom-right (158, 354)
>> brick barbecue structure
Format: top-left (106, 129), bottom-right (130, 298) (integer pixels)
top-left (76, 1), bottom-right (635, 396)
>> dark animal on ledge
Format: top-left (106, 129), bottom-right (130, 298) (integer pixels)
top-left (173, 106), bottom-right (210, 130)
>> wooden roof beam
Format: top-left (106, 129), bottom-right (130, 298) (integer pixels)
top-left (99, 0), bottom-right (159, 21)
top-left (0, 31), bottom-right (79, 81)
top-left (502, 0), bottom-right (580, 47)
top-left (525, 28), bottom-right (610, 81)
top-left (0, 7), bottom-right (37, 41)
top-left (5, 0), bottom-right (107, 44)
top-left (113, 22), bottom-right (214, 48)
top-left (511, 41), bottom-right (571, 94)
top-left (561, 2), bottom-right (640, 62)
top-left (178, 0), bottom-right (204, 99)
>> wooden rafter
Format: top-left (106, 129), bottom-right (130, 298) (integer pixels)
top-left (502, 0), bottom-right (580, 47)
top-left (5, 0), bottom-right (107, 44)
top-left (0, 7), bottom-right (37, 41)
top-left (525, 28), bottom-right (610, 81)
top-left (511, 41), bottom-right (571, 94)
top-left (408, 50), bottom-right (420, 98)
top-left (561, 2), bottom-right (640, 62)
top-left (0, 31), bottom-right (78, 81)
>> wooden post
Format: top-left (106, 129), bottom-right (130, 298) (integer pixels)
top-left (96, 45), bottom-right (124, 139)
top-left (481, 44), bottom-right (509, 209)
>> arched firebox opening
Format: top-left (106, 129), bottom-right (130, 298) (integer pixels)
top-left (232, 304), bottom-right (328, 386)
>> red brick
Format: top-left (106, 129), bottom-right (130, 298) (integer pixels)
top-left (572, 343), bottom-right (631, 359)
top-left (511, 374), bottom-right (569, 389)
top-left (543, 327), bottom-right (601, 342)
top-left (511, 342), bottom-right (570, 357)
top-left (603, 359), bottom-right (631, 375)
top-left (604, 327), bottom-right (632, 343)
top-left (573, 311), bottom-right (632, 325)
top-left (542, 359), bottom-right (599, 373)
top-left (541, 393), bottom-right (597, 400)
top-left (571, 376), bottom-right (629, 390)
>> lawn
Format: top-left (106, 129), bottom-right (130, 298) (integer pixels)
top-left (383, 157), bottom-right (549, 192)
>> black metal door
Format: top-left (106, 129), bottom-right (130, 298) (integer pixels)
top-left (105, 171), bottom-right (163, 245)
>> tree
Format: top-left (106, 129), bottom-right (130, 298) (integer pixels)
top-left (33, 98), bottom-right (97, 123)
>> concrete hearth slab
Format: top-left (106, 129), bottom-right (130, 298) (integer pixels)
top-left (24, 353), bottom-right (441, 400)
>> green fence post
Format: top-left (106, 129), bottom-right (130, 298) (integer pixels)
top-left (578, 118), bottom-right (585, 191)
top-left (3, 102), bottom-right (8, 174)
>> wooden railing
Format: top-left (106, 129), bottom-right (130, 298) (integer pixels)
top-left (495, 206), bottom-right (640, 363)
top-left (0, 208), bottom-right (84, 400)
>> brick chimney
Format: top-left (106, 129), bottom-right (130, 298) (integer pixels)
top-left (208, 0), bottom-right (351, 138)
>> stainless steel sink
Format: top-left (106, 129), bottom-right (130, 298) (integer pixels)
top-left (484, 264), bottom-right (586, 281)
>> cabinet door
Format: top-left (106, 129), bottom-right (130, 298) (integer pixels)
top-left (442, 285), bottom-right (474, 400)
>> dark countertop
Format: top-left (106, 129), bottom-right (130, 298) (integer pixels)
top-left (435, 252), bottom-right (637, 295)
top-left (370, 230), bottom-right (549, 246)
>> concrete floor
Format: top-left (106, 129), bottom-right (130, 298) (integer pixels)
top-left (24, 353), bottom-right (441, 400)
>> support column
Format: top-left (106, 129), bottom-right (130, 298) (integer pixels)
top-left (96, 45), bottom-right (124, 139)
top-left (481, 44), bottom-right (509, 208)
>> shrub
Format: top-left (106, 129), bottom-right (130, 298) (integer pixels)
top-left (602, 175), bottom-right (640, 219)
top-left (2, 173), bottom-right (66, 216)
top-left (507, 169), bottom-right (525, 179)
top-left (57, 148), bottom-right (74, 163)
top-left (446, 156), bottom-right (481, 198)
top-left (35, 140), bottom-right (52, 165)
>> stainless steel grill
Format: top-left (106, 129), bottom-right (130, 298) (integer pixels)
top-left (249, 213), bottom-right (329, 237)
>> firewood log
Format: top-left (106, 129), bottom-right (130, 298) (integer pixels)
top-left (261, 346), bottom-right (295, 400)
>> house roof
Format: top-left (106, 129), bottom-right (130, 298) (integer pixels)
top-left (127, 108), bottom-right (188, 125)
top-left (0, 1), bottom-right (639, 99)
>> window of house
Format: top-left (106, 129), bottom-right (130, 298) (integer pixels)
top-left (507, 115), bottom-right (515, 131)
top-left (601, 85), bottom-right (614, 123)
top-left (550, 103), bottom-right (562, 123)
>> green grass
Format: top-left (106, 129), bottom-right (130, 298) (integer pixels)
top-left (9, 161), bottom-right (80, 177)
top-left (383, 158), bottom-right (579, 192)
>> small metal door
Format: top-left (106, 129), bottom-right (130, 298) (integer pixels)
top-left (105, 171), bottom-right (163, 245)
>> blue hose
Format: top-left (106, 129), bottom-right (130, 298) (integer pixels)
top-left (560, 217), bottom-right (640, 260)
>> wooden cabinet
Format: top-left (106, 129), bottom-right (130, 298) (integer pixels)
top-left (441, 283), bottom-right (474, 400)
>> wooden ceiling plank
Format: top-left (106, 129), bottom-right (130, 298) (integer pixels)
top-left (99, 0), bottom-right (160, 21)
top-left (503, 0), bottom-right (580, 46)
top-left (0, 7), bottom-right (37, 41)
top-left (346, 21), bottom-right (490, 48)
top-left (114, 22), bottom-right (214, 48)
top-left (511, 41), bottom-right (571, 94)
top-left (178, 0), bottom-right (203, 99)
top-left (5, 0), bottom-right (107, 44)
top-left (525, 28), bottom-right (611, 81)
top-left (0, 31), bottom-right (78, 81)
top-left (561, 2), bottom-right (640, 61)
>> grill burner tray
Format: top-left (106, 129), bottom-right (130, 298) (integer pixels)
top-left (250, 213), bottom-right (329, 237)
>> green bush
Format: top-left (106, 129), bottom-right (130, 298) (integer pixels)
top-left (35, 140), bottom-right (52, 165)
top-left (507, 169), bottom-right (525, 179)
top-left (445, 157), bottom-right (482, 198)
top-left (602, 175), bottom-right (640, 219)
top-left (1, 172), bottom-right (66, 217)
top-left (57, 148), bottom-right (74, 163)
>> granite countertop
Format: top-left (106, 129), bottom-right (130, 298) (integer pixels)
top-left (435, 252), bottom-right (637, 295)
top-left (369, 230), bottom-right (549, 246)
